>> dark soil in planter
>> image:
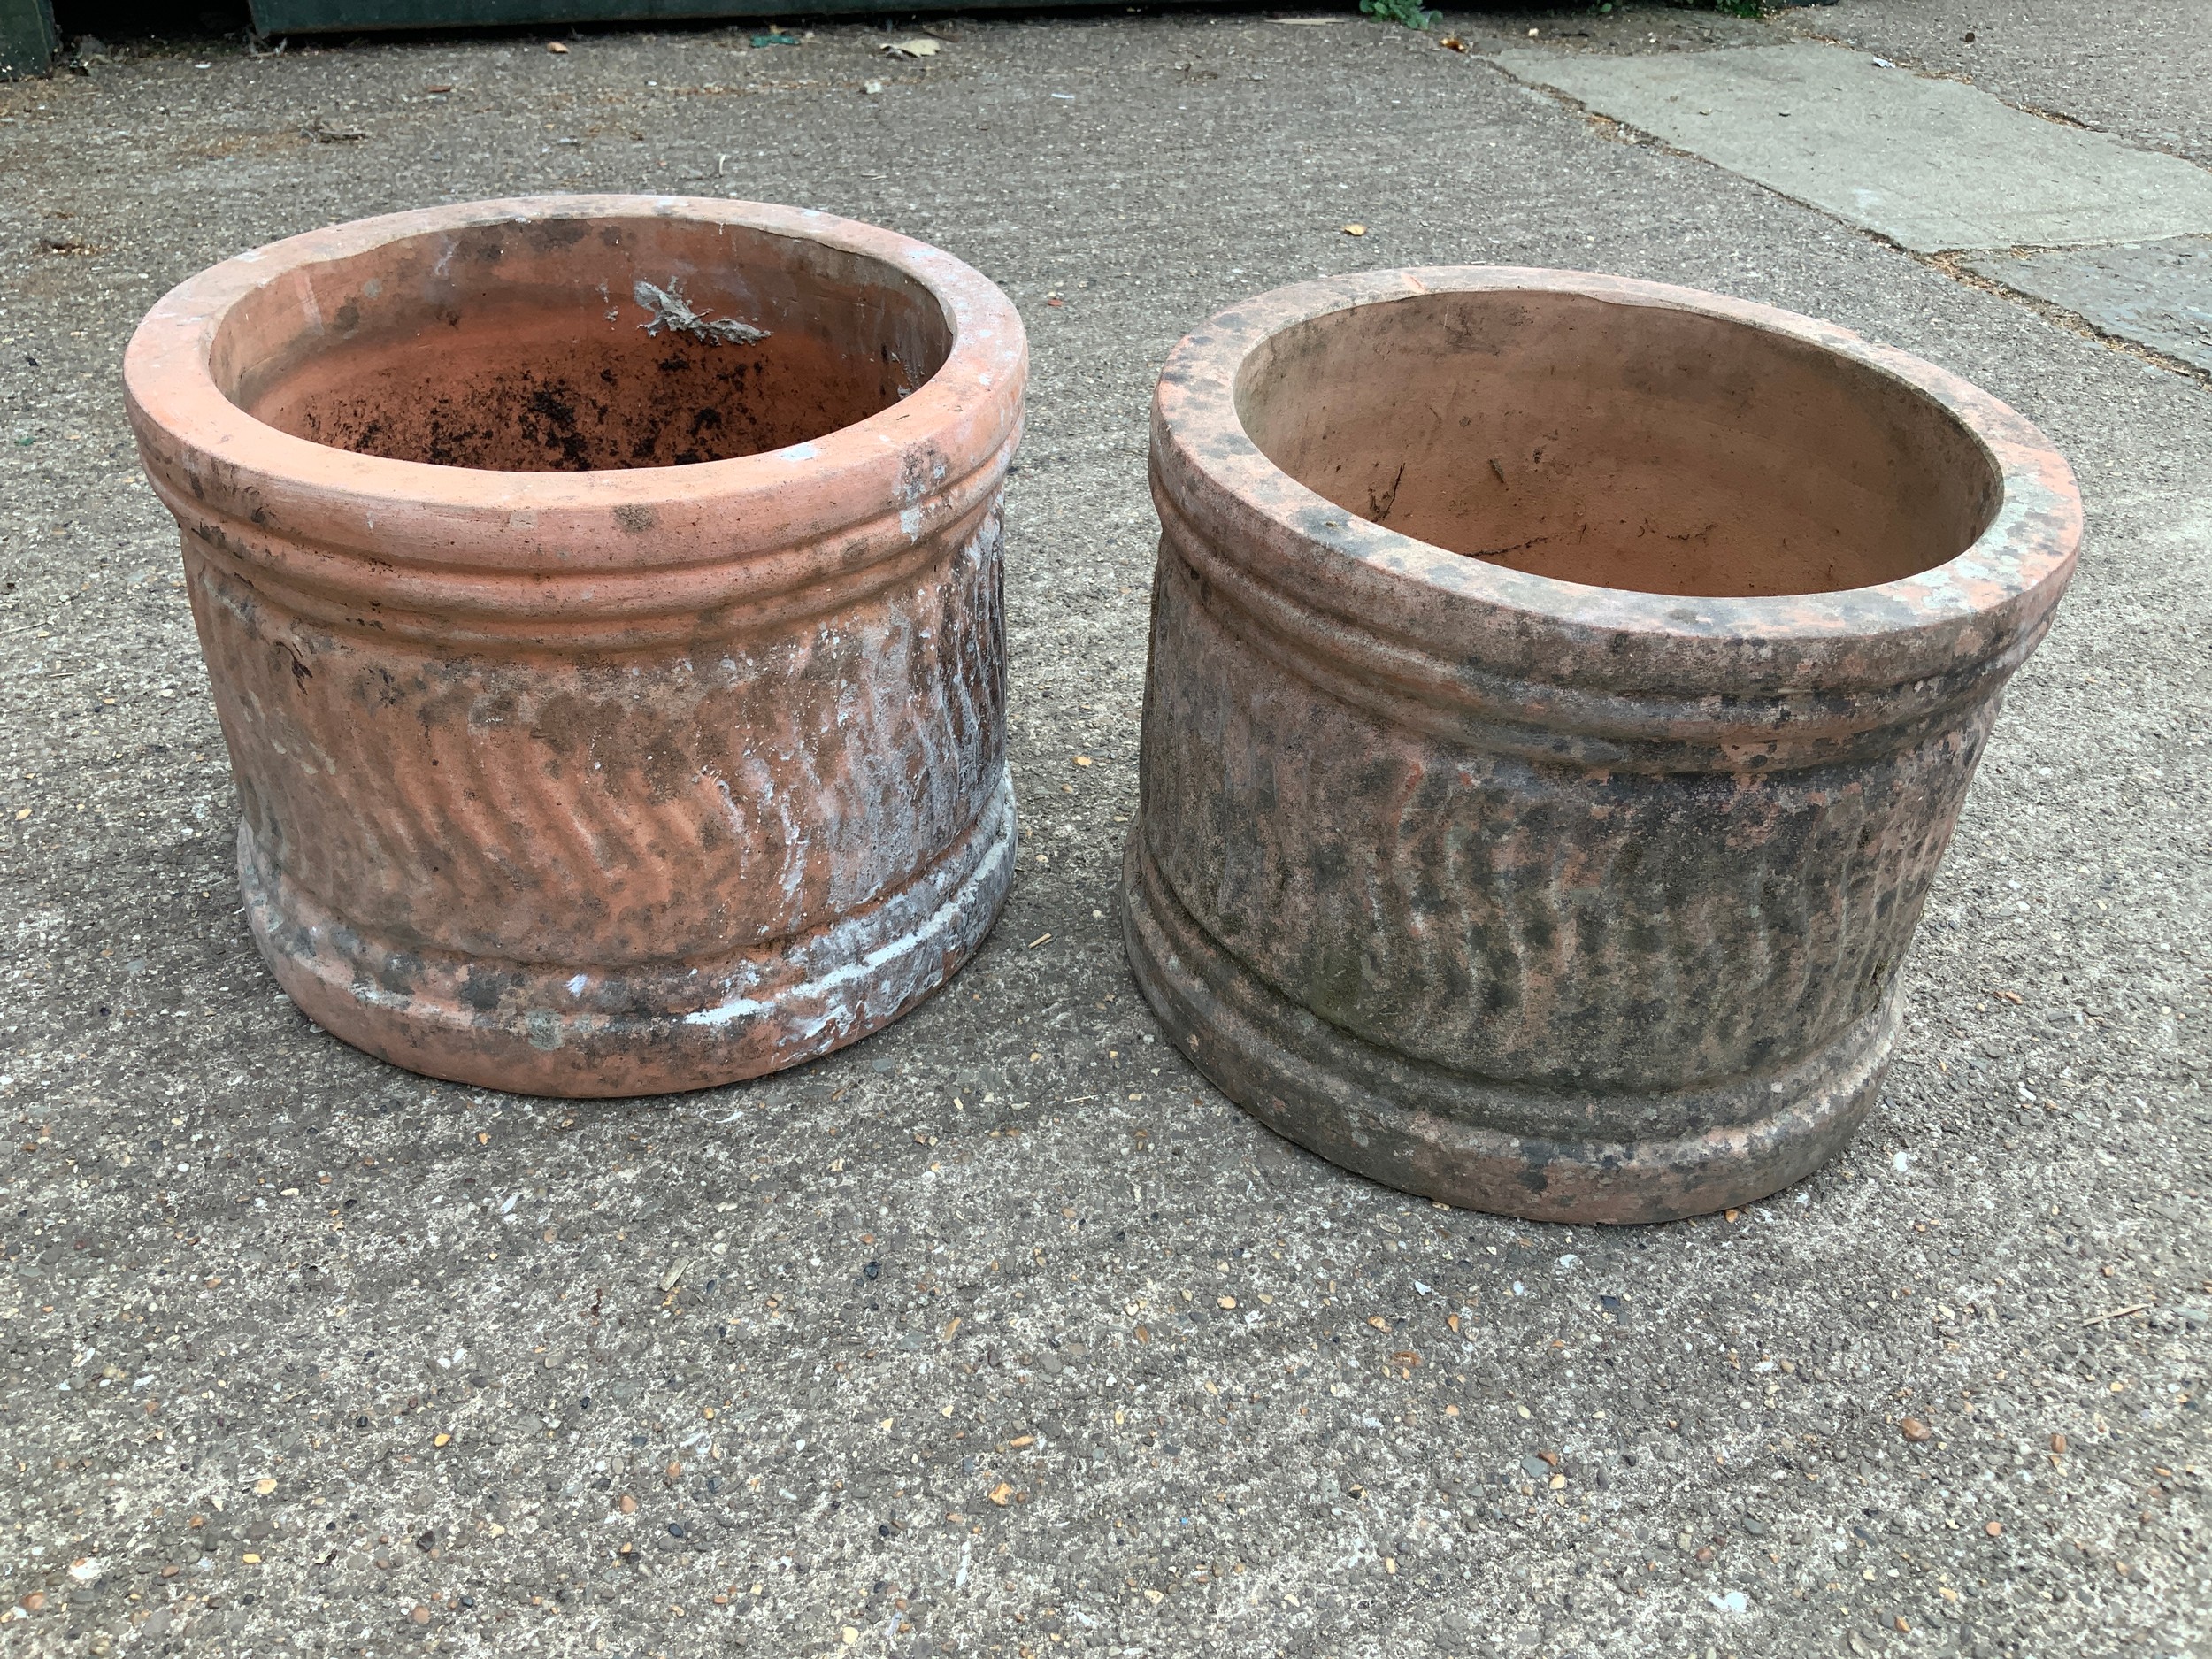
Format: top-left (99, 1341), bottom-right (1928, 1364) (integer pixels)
top-left (226, 216), bottom-right (954, 472)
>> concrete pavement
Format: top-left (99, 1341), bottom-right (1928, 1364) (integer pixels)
top-left (1, 4), bottom-right (2206, 1656)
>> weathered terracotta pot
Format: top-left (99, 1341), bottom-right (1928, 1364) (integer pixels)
top-left (1125, 268), bottom-right (2079, 1223)
top-left (126, 196), bottom-right (1025, 1097)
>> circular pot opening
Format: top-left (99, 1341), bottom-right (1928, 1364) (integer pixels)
top-left (211, 213), bottom-right (956, 472)
top-left (1233, 288), bottom-right (2004, 598)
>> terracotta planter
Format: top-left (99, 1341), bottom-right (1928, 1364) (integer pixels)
top-left (126, 196), bottom-right (1025, 1097)
top-left (1124, 268), bottom-right (2078, 1223)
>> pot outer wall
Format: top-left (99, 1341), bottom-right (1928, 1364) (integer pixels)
top-left (127, 198), bottom-right (1026, 1098)
top-left (1124, 269), bottom-right (2081, 1225)
top-left (201, 516), bottom-right (1012, 1097)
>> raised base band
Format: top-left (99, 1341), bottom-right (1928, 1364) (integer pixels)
top-left (242, 772), bottom-right (1017, 1098)
top-left (1121, 828), bottom-right (1893, 1224)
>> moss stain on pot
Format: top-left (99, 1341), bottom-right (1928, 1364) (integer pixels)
top-left (1125, 267), bottom-right (2079, 1224)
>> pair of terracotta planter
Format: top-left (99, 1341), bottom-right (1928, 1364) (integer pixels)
top-left (127, 198), bottom-right (2078, 1223)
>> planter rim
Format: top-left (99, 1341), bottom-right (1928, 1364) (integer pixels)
top-left (1152, 266), bottom-right (2081, 675)
top-left (123, 196), bottom-right (1025, 577)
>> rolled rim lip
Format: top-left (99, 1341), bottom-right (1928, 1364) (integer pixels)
top-left (1152, 265), bottom-right (2082, 653)
top-left (123, 194), bottom-right (1025, 528)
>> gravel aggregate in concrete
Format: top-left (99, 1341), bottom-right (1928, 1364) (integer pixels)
top-left (0, 6), bottom-right (2206, 1657)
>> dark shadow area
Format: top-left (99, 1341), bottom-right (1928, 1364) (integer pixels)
top-left (43, 3), bottom-right (1694, 53)
top-left (53, 0), bottom-right (253, 43)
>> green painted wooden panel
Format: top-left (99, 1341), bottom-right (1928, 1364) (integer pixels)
top-left (0, 0), bottom-right (57, 81)
top-left (249, 0), bottom-right (1146, 34)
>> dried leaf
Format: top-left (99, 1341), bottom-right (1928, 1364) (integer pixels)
top-left (634, 279), bottom-right (768, 347)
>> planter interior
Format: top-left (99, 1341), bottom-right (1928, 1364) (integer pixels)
top-left (1236, 289), bottom-right (2003, 598)
top-left (220, 214), bottom-right (954, 471)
